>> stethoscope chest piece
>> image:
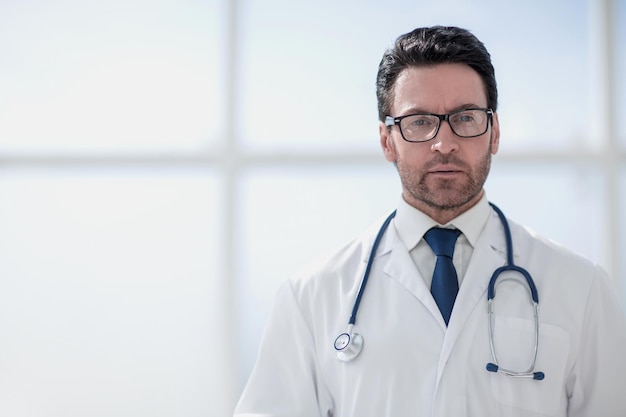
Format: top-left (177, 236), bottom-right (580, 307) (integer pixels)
top-left (333, 211), bottom-right (397, 363)
top-left (334, 331), bottom-right (363, 362)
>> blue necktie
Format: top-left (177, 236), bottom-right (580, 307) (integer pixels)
top-left (424, 228), bottom-right (462, 326)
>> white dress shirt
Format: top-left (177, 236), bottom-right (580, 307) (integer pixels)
top-left (393, 195), bottom-right (490, 289)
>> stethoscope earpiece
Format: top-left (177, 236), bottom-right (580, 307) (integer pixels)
top-left (334, 331), bottom-right (364, 362)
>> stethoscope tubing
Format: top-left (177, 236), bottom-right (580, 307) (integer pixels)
top-left (335, 202), bottom-right (544, 380)
top-left (487, 203), bottom-right (539, 303)
top-left (348, 210), bottom-right (397, 326)
top-left (485, 203), bottom-right (543, 380)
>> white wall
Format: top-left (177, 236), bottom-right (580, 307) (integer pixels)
top-left (0, 1), bottom-right (623, 416)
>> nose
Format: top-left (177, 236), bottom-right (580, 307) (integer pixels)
top-left (430, 121), bottom-right (459, 154)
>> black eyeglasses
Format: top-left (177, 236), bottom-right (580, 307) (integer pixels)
top-left (385, 108), bottom-right (493, 143)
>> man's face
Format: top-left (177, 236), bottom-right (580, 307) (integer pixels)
top-left (379, 63), bottom-right (500, 224)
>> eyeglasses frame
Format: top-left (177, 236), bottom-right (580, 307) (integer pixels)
top-left (384, 108), bottom-right (494, 143)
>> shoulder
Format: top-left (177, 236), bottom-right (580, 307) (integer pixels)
top-left (490, 213), bottom-right (622, 329)
top-left (285, 213), bottom-right (393, 301)
top-left (506, 216), bottom-right (598, 273)
top-left (500, 215), bottom-right (613, 303)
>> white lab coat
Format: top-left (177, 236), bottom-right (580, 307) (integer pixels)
top-left (235, 207), bottom-right (626, 417)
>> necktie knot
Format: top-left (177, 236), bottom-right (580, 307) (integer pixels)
top-left (424, 228), bottom-right (461, 258)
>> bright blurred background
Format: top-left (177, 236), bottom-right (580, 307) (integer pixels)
top-left (0, 0), bottom-right (623, 416)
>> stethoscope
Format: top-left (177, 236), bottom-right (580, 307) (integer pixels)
top-left (333, 202), bottom-right (545, 381)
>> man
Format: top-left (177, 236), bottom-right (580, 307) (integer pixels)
top-left (234, 26), bottom-right (626, 416)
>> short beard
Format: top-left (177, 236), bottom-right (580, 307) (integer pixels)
top-left (395, 141), bottom-right (493, 213)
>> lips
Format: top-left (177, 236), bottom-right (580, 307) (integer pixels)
top-left (428, 165), bottom-right (463, 175)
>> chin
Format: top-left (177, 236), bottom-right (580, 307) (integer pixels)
top-left (417, 188), bottom-right (480, 212)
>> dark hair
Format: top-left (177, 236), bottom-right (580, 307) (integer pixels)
top-left (376, 26), bottom-right (497, 121)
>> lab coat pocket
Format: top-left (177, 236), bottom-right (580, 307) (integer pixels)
top-left (489, 316), bottom-right (569, 415)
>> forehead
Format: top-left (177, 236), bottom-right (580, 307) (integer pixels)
top-left (391, 63), bottom-right (488, 115)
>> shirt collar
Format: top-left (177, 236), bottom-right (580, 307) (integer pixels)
top-left (394, 194), bottom-right (490, 251)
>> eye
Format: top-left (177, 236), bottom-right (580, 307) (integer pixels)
top-left (405, 115), bottom-right (436, 128)
top-left (452, 112), bottom-right (476, 124)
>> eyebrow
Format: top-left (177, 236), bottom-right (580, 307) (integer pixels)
top-left (398, 103), bottom-right (485, 116)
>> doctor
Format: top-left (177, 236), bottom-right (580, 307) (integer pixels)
top-left (234, 26), bottom-right (626, 416)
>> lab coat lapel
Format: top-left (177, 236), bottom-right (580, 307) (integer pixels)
top-left (436, 213), bottom-right (507, 381)
top-left (381, 227), bottom-right (445, 328)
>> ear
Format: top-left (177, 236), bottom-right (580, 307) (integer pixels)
top-left (490, 111), bottom-right (500, 155)
top-left (380, 122), bottom-right (397, 162)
